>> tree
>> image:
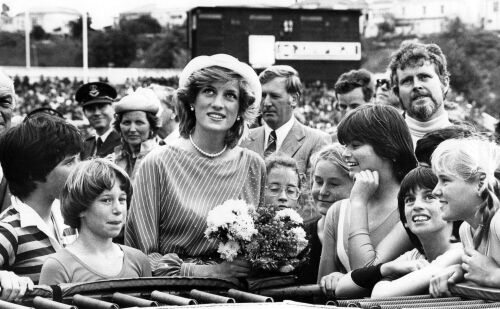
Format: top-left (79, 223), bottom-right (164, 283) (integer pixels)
top-left (119, 15), bottom-right (162, 35)
top-left (68, 15), bottom-right (93, 38)
top-left (139, 24), bottom-right (188, 68)
top-left (88, 29), bottom-right (136, 67)
top-left (31, 25), bottom-right (47, 40)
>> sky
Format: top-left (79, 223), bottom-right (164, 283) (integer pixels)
top-left (4, 0), bottom-right (298, 28)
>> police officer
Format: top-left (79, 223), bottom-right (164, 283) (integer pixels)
top-left (76, 82), bottom-right (121, 159)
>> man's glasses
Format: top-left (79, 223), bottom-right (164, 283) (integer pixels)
top-left (266, 184), bottom-right (300, 200)
top-left (376, 79), bottom-right (391, 89)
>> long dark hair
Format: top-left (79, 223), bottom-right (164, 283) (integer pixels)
top-left (337, 104), bottom-right (417, 182)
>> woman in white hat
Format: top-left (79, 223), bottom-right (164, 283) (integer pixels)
top-left (125, 54), bottom-right (265, 279)
top-left (112, 88), bottom-right (162, 181)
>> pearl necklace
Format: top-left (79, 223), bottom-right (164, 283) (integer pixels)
top-left (189, 134), bottom-right (227, 158)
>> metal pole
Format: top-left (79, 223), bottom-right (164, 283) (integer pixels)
top-left (82, 12), bottom-right (89, 83)
top-left (24, 8), bottom-right (30, 68)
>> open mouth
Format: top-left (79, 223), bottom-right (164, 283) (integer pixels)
top-left (412, 214), bottom-right (431, 223)
top-left (346, 162), bottom-right (359, 168)
top-left (207, 112), bottom-right (225, 120)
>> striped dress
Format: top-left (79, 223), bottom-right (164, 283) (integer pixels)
top-left (125, 145), bottom-right (265, 276)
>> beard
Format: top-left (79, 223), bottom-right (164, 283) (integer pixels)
top-left (407, 91), bottom-right (442, 121)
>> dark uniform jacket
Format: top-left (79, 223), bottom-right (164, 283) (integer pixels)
top-left (81, 130), bottom-right (121, 160)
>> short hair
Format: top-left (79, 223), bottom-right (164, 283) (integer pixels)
top-left (389, 42), bottom-right (450, 95)
top-left (265, 153), bottom-right (301, 189)
top-left (310, 143), bottom-right (349, 181)
top-left (113, 111), bottom-right (160, 136)
top-left (432, 137), bottom-right (500, 249)
top-left (0, 114), bottom-right (82, 199)
top-left (334, 69), bottom-right (374, 102)
top-left (415, 125), bottom-right (475, 166)
top-left (259, 65), bottom-right (303, 97)
top-left (337, 104), bottom-right (417, 182)
top-left (397, 166), bottom-right (439, 254)
top-left (176, 66), bottom-right (257, 148)
top-left (60, 158), bottom-right (132, 229)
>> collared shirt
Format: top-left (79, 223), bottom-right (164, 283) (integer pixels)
top-left (263, 116), bottom-right (295, 153)
top-left (96, 127), bottom-right (114, 143)
top-left (0, 197), bottom-right (77, 283)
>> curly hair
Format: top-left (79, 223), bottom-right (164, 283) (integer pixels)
top-left (176, 66), bottom-right (257, 148)
top-left (389, 42), bottom-right (450, 96)
top-left (334, 69), bottom-right (374, 103)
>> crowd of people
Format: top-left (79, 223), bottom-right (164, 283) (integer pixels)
top-left (0, 40), bottom-right (498, 303)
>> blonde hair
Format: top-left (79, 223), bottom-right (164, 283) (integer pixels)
top-left (432, 137), bottom-right (500, 248)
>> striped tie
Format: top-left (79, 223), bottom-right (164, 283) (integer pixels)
top-left (264, 130), bottom-right (276, 158)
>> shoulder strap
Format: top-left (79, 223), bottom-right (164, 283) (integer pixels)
top-left (337, 199), bottom-right (351, 272)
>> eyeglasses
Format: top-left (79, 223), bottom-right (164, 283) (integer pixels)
top-left (266, 184), bottom-right (300, 200)
top-left (376, 79), bottom-right (390, 89)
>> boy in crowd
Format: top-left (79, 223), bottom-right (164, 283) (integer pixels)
top-left (0, 113), bottom-right (82, 288)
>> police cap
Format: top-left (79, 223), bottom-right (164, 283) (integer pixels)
top-left (75, 82), bottom-right (117, 107)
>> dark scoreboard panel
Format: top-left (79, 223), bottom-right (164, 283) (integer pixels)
top-left (188, 6), bottom-right (362, 83)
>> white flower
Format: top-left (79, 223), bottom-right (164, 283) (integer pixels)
top-left (290, 227), bottom-right (308, 256)
top-left (217, 241), bottom-right (240, 262)
top-left (275, 208), bottom-right (303, 224)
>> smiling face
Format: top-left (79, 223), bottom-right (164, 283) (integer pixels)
top-left (119, 111), bottom-right (151, 148)
top-left (194, 80), bottom-right (240, 135)
top-left (432, 171), bottom-right (482, 223)
top-left (80, 179), bottom-right (127, 240)
top-left (342, 141), bottom-right (392, 178)
top-left (261, 77), bottom-right (295, 130)
top-left (396, 61), bottom-right (447, 122)
top-left (403, 186), bottom-right (448, 236)
top-left (265, 166), bottom-right (300, 210)
top-left (83, 103), bottom-right (114, 134)
top-left (312, 159), bottom-right (353, 216)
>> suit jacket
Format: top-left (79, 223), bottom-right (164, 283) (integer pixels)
top-left (240, 120), bottom-right (331, 218)
top-left (81, 130), bottom-right (122, 160)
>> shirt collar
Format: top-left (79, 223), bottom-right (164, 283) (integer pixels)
top-left (96, 127), bottom-right (114, 143)
top-left (264, 116), bottom-right (295, 152)
top-left (11, 197), bottom-right (72, 248)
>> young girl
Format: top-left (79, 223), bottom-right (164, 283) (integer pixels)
top-left (318, 104), bottom-right (417, 295)
top-left (296, 144), bottom-right (353, 284)
top-left (264, 153), bottom-right (301, 210)
top-left (335, 167), bottom-right (462, 298)
top-left (39, 159), bottom-right (151, 284)
top-left (430, 137), bottom-right (500, 296)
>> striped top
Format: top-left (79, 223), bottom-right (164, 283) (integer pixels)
top-left (125, 145), bottom-right (266, 276)
top-left (0, 198), bottom-right (77, 283)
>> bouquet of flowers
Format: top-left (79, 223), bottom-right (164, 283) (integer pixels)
top-left (244, 204), bottom-right (309, 273)
top-left (204, 199), bottom-right (257, 262)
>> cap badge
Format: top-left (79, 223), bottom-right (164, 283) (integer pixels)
top-left (89, 85), bottom-right (100, 97)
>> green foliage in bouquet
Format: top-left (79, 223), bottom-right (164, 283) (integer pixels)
top-left (244, 204), bottom-right (308, 273)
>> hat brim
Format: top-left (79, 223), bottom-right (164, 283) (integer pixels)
top-left (81, 97), bottom-right (114, 107)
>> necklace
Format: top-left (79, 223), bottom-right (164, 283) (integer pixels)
top-left (189, 134), bottom-right (227, 158)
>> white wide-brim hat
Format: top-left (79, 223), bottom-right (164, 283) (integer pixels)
top-left (178, 54), bottom-right (261, 123)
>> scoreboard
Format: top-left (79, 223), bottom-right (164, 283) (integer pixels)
top-left (188, 6), bottom-right (362, 83)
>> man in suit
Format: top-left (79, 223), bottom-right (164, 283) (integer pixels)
top-left (240, 65), bottom-right (331, 218)
top-left (0, 71), bottom-right (14, 212)
top-left (76, 82), bottom-right (121, 160)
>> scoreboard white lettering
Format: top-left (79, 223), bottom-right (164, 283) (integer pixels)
top-left (275, 41), bottom-right (361, 61)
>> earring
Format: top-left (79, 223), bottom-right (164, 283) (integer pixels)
top-left (236, 116), bottom-right (241, 121)
top-left (190, 106), bottom-right (194, 111)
